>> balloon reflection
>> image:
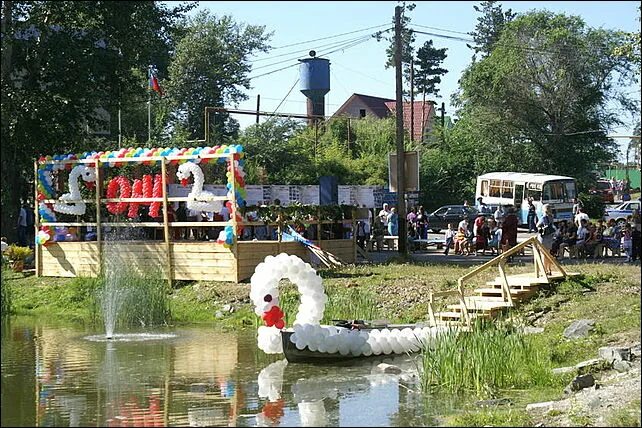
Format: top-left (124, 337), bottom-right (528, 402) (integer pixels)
top-left (255, 356), bottom-right (420, 427)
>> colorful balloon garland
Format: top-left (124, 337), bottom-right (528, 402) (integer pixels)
top-left (36, 145), bottom-right (247, 245)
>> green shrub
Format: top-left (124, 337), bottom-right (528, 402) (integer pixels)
top-left (578, 192), bottom-right (605, 219)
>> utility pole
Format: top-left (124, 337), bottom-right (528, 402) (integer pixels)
top-left (394, 5), bottom-right (407, 255)
top-left (410, 56), bottom-right (414, 144)
top-left (440, 102), bottom-right (446, 145)
top-left (256, 95), bottom-right (261, 124)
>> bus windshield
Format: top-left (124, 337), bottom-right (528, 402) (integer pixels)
top-left (542, 180), bottom-right (575, 202)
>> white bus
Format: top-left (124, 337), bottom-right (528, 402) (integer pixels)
top-left (475, 172), bottom-right (577, 225)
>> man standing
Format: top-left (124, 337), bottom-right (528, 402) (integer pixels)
top-left (17, 201), bottom-right (28, 247)
top-left (527, 198), bottom-right (538, 233)
top-left (574, 207), bottom-right (589, 228)
top-left (493, 205), bottom-right (505, 226)
top-left (476, 197), bottom-right (491, 214)
top-left (378, 203), bottom-right (390, 228)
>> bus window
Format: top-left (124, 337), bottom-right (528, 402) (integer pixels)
top-left (501, 180), bottom-right (514, 199)
top-left (481, 180), bottom-right (489, 197)
top-left (527, 189), bottom-right (542, 201)
top-left (489, 179), bottom-right (501, 197)
top-left (564, 181), bottom-right (576, 201)
top-left (543, 182), bottom-right (565, 201)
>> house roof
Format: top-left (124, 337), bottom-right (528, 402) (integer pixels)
top-left (384, 100), bottom-right (435, 142)
top-left (333, 93), bottom-right (395, 119)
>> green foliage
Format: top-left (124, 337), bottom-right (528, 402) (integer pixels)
top-left (1, 1), bottom-right (194, 242)
top-left (1, 266), bottom-right (12, 317)
top-left (413, 39), bottom-right (448, 99)
top-left (420, 320), bottom-right (558, 397)
top-left (468, 1), bottom-right (516, 59)
top-left (239, 118), bottom-right (313, 184)
top-left (166, 10), bottom-right (271, 141)
top-left (4, 245), bottom-right (33, 263)
top-left (447, 408), bottom-right (534, 427)
top-left (449, 9), bottom-right (637, 195)
top-left (577, 192), bottom-right (605, 219)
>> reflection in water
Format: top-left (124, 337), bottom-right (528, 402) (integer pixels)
top-left (255, 356), bottom-right (422, 427)
top-left (2, 318), bottom-right (441, 427)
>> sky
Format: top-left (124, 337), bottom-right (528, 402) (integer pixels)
top-left (175, 1), bottom-right (640, 159)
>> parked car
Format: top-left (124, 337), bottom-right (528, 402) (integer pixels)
top-left (427, 205), bottom-right (488, 233)
top-left (589, 179), bottom-right (614, 204)
top-left (603, 200), bottom-right (641, 226)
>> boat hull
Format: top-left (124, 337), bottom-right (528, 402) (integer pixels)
top-left (280, 324), bottom-right (425, 364)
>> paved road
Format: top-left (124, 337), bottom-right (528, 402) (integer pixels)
top-left (359, 228), bottom-right (637, 267)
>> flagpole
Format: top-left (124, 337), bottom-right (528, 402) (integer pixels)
top-left (148, 65), bottom-right (151, 143)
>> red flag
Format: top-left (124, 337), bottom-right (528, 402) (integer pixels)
top-left (148, 67), bottom-right (163, 96)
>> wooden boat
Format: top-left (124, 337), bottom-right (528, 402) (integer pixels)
top-left (280, 320), bottom-right (431, 364)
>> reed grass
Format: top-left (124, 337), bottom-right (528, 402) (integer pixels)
top-left (420, 319), bottom-right (556, 397)
top-left (274, 281), bottom-right (383, 327)
top-left (1, 266), bottom-right (12, 317)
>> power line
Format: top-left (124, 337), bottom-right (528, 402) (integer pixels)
top-left (250, 32), bottom-right (380, 71)
top-left (269, 78), bottom-right (300, 117)
top-left (411, 23), bottom-right (472, 36)
top-left (267, 23), bottom-right (390, 50)
top-left (247, 30), bottom-right (385, 81)
top-left (332, 61), bottom-right (392, 87)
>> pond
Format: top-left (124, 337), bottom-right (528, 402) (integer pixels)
top-left (1, 317), bottom-right (459, 427)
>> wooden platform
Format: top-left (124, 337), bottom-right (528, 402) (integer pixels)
top-left (40, 238), bottom-right (355, 282)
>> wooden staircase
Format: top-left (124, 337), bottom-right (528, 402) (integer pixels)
top-left (428, 237), bottom-right (580, 327)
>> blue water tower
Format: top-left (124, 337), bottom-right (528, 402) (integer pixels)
top-left (299, 52), bottom-right (330, 124)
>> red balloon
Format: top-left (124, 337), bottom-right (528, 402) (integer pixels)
top-left (261, 305), bottom-right (285, 329)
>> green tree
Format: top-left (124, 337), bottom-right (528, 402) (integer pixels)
top-left (453, 10), bottom-right (636, 188)
top-left (238, 118), bottom-right (314, 184)
top-left (413, 39), bottom-right (448, 99)
top-left (165, 10), bottom-right (271, 143)
top-left (467, 1), bottom-right (516, 59)
top-left (376, 2), bottom-right (416, 97)
top-left (1, 1), bottom-right (192, 242)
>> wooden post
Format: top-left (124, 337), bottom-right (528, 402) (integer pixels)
top-left (34, 161), bottom-right (41, 276)
top-left (317, 207), bottom-right (322, 244)
top-left (161, 159), bottom-right (173, 287)
top-left (229, 152), bottom-right (239, 280)
top-left (95, 159), bottom-right (103, 276)
top-left (352, 207), bottom-right (357, 262)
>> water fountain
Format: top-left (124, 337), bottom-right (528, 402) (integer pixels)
top-left (85, 228), bottom-right (175, 343)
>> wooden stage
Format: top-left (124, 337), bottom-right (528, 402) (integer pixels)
top-left (39, 238), bottom-right (355, 283)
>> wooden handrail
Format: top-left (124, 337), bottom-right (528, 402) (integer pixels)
top-left (459, 236), bottom-right (539, 282)
top-left (427, 236), bottom-right (570, 328)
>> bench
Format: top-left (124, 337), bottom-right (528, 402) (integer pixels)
top-left (383, 235), bottom-right (398, 250)
top-left (412, 238), bottom-right (444, 251)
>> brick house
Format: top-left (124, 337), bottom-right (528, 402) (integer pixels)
top-left (332, 93), bottom-right (435, 142)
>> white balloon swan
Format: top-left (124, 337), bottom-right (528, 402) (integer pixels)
top-left (176, 162), bottom-right (223, 213)
top-left (251, 253), bottom-right (449, 358)
top-left (53, 165), bottom-right (97, 216)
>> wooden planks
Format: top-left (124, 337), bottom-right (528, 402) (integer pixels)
top-left (41, 238), bottom-right (355, 282)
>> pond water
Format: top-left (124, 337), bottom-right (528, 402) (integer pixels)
top-left (1, 317), bottom-right (459, 427)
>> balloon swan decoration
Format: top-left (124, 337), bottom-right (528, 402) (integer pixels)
top-left (53, 165), bottom-right (96, 216)
top-left (176, 162), bottom-right (223, 213)
top-left (251, 253), bottom-right (448, 357)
